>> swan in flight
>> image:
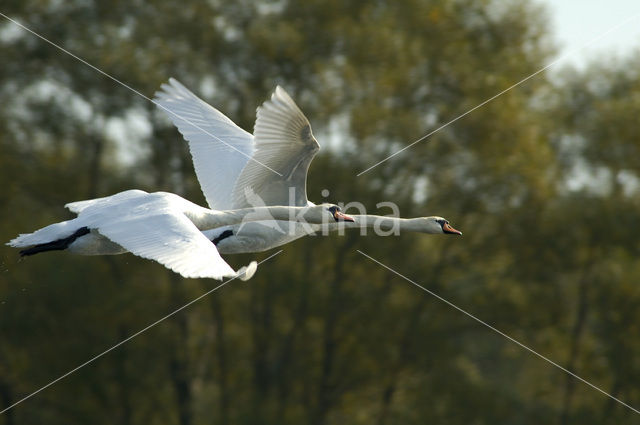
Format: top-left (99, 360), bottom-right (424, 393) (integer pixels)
top-left (154, 79), bottom-right (461, 254)
top-left (8, 189), bottom-right (353, 280)
top-left (9, 80), bottom-right (460, 281)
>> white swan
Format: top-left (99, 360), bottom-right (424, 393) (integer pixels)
top-left (7, 189), bottom-right (353, 280)
top-left (154, 79), bottom-right (461, 254)
top-left (10, 81), bottom-right (460, 280)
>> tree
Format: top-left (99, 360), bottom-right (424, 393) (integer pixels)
top-left (1, 0), bottom-right (639, 424)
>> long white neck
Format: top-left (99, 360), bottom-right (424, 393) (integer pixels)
top-left (187, 205), bottom-right (325, 229)
top-left (324, 215), bottom-right (438, 234)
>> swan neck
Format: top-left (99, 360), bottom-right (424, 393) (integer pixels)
top-left (191, 206), bottom-right (321, 229)
top-left (328, 216), bottom-right (438, 234)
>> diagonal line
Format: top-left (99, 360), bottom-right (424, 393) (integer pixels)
top-left (0, 12), bottom-right (282, 177)
top-left (357, 250), bottom-right (640, 415)
top-left (357, 11), bottom-right (640, 176)
top-left (0, 250), bottom-right (283, 415)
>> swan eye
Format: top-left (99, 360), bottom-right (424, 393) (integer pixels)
top-left (436, 219), bottom-right (450, 230)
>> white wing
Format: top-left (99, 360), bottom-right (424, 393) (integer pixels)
top-left (65, 189), bottom-right (148, 214)
top-left (12, 191), bottom-right (257, 280)
top-left (10, 190), bottom-right (150, 246)
top-left (232, 86), bottom-right (320, 208)
top-left (153, 79), bottom-right (254, 210)
top-left (81, 192), bottom-right (258, 280)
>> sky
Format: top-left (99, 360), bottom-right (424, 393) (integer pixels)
top-left (536, 0), bottom-right (640, 192)
top-left (538, 0), bottom-right (640, 67)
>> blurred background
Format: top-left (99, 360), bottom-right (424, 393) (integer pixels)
top-left (1, 0), bottom-right (640, 424)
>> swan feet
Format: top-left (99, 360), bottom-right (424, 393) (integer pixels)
top-left (236, 261), bottom-right (258, 281)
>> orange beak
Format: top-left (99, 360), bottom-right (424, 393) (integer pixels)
top-left (334, 211), bottom-right (355, 222)
top-left (443, 222), bottom-right (462, 235)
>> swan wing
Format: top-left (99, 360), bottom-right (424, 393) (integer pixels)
top-left (154, 78), bottom-right (254, 211)
top-left (33, 191), bottom-right (252, 280)
top-left (10, 190), bottom-right (151, 246)
top-left (65, 189), bottom-right (148, 214)
top-left (231, 86), bottom-right (319, 208)
top-left (94, 209), bottom-right (242, 280)
top-left (82, 192), bottom-right (257, 280)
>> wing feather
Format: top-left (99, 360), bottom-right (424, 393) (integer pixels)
top-left (155, 81), bottom-right (319, 209)
top-left (14, 190), bottom-right (255, 280)
top-left (95, 210), bottom-right (237, 279)
top-left (231, 86), bottom-right (319, 208)
top-left (154, 79), bottom-right (254, 210)
top-left (77, 192), bottom-right (242, 279)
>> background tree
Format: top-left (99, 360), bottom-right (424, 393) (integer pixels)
top-left (1, 0), bottom-right (639, 424)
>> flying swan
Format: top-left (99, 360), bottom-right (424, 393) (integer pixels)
top-left (152, 79), bottom-right (461, 255)
top-left (8, 190), bottom-right (353, 280)
top-left (8, 80), bottom-right (460, 281)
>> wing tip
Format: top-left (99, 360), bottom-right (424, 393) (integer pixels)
top-left (7, 233), bottom-right (37, 248)
top-left (273, 85), bottom-right (295, 104)
top-left (6, 237), bottom-right (21, 248)
top-left (154, 77), bottom-right (189, 102)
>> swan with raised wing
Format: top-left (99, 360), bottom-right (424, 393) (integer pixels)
top-left (154, 79), bottom-right (461, 254)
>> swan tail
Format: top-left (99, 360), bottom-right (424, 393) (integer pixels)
top-left (15, 227), bottom-right (90, 257)
top-left (9, 219), bottom-right (76, 247)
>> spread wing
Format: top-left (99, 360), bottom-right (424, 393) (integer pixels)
top-left (80, 192), bottom-right (256, 280)
top-left (231, 86), bottom-right (320, 208)
top-left (97, 211), bottom-right (240, 280)
top-left (65, 189), bottom-right (148, 214)
top-left (153, 78), bottom-right (254, 210)
top-left (20, 190), bottom-right (256, 280)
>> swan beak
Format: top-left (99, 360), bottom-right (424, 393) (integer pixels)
top-left (443, 222), bottom-right (462, 235)
top-left (334, 211), bottom-right (355, 222)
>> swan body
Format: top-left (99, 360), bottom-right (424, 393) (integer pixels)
top-left (154, 79), bottom-right (461, 253)
top-left (8, 189), bottom-right (351, 280)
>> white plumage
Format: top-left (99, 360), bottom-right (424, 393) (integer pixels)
top-left (9, 190), bottom-right (252, 280)
top-left (8, 187), bottom-right (352, 280)
top-left (153, 80), bottom-right (323, 255)
top-left (154, 79), bottom-right (254, 211)
top-left (154, 80), bottom-right (461, 255)
top-left (154, 80), bottom-right (318, 210)
top-left (231, 85), bottom-right (319, 208)
top-left (10, 80), bottom-right (460, 280)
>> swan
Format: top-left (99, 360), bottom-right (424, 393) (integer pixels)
top-left (7, 189), bottom-right (354, 280)
top-left (154, 79), bottom-right (461, 254)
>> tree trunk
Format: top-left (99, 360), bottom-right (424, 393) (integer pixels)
top-left (209, 292), bottom-right (230, 425)
top-left (104, 257), bottom-right (133, 425)
top-left (168, 274), bottom-right (193, 425)
top-left (376, 246), bottom-right (450, 425)
top-left (115, 325), bottom-right (133, 425)
top-left (249, 269), bottom-right (274, 421)
top-left (312, 235), bottom-right (357, 425)
top-left (560, 273), bottom-right (590, 425)
top-left (0, 379), bottom-right (14, 425)
top-left (275, 248), bottom-right (313, 421)
top-left (86, 134), bottom-right (104, 199)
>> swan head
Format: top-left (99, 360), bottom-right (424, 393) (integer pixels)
top-left (424, 216), bottom-right (462, 235)
top-left (315, 204), bottom-right (355, 223)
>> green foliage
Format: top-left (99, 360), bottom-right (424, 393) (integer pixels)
top-left (1, 0), bottom-right (639, 424)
